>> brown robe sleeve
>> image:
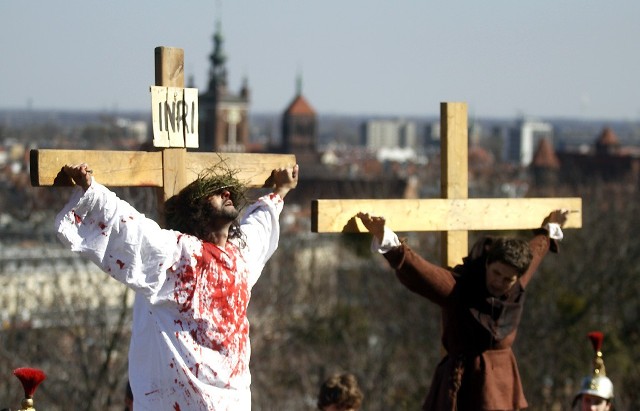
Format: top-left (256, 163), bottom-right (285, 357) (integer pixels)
top-left (384, 229), bottom-right (558, 302)
top-left (383, 243), bottom-right (456, 307)
top-left (519, 229), bottom-right (557, 288)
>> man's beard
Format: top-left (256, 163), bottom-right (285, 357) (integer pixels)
top-left (204, 202), bottom-right (240, 223)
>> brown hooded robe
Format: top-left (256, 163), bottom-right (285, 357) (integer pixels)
top-left (383, 231), bottom-right (554, 411)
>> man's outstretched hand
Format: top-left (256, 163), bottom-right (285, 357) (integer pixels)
top-left (542, 209), bottom-right (570, 228)
top-left (356, 212), bottom-right (386, 242)
top-left (62, 163), bottom-right (93, 191)
top-left (271, 164), bottom-right (299, 199)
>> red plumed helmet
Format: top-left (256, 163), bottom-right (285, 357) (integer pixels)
top-left (588, 331), bottom-right (604, 353)
top-left (13, 367), bottom-right (46, 411)
top-left (573, 331), bottom-right (613, 404)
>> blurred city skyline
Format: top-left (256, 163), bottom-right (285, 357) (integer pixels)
top-left (2, 1), bottom-right (639, 121)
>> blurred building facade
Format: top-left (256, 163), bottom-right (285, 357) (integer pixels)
top-left (360, 118), bottom-right (417, 151)
top-left (280, 75), bottom-right (318, 164)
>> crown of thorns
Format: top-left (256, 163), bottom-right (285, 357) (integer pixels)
top-left (164, 160), bottom-right (249, 229)
top-left (187, 165), bottom-right (247, 206)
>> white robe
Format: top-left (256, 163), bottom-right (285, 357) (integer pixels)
top-left (55, 181), bottom-right (283, 411)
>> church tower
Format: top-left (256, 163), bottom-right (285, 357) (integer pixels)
top-left (199, 20), bottom-right (250, 152)
top-left (281, 74), bottom-right (317, 159)
top-left (531, 137), bottom-right (560, 191)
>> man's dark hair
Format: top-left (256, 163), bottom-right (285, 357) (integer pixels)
top-left (164, 162), bottom-right (248, 242)
top-left (317, 373), bottom-right (363, 410)
top-left (486, 237), bottom-right (532, 277)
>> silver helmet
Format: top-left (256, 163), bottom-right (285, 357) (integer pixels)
top-left (577, 374), bottom-right (614, 401)
top-left (574, 331), bottom-right (614, 403)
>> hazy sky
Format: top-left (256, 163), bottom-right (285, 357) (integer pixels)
top-left (2, 1), bottom-right (639, 121)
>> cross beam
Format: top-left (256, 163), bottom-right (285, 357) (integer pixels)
top-left (29, 46), bottom-right (295, 201)
top-left (311, 102), bottom-right (582, 267)
top-left (30, 149), bottom-right (295, 191)
top-left (312, 198), bottom-right (582, 233)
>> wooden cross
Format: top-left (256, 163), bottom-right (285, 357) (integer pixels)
top-left (30, 47), bottom-right (296, 202)
top-left (311, 102), bottom-right (582, 267)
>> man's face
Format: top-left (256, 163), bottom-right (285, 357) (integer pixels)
top-left (485, 261), bottom-right (519, 297)
top-left (581, 394), bottom-right (611, 411)
top-left (206, 189), bottom-right (239, 221)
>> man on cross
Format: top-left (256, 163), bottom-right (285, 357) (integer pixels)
top-left (357, 209), bottom-right (569, 411)
top-left (56, 161), bottom-right (298, 411)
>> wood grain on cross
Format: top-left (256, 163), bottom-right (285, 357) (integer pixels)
top-left (30, 46), bottom-right (296, 202)
top-left (312, 102), bottom-right (582, 267)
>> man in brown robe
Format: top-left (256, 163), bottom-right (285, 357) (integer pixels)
top-left (356, 210), bottom-right (569, 411)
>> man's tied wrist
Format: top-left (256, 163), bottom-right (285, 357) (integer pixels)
top-left (543, 222), bottom-right (563, 240)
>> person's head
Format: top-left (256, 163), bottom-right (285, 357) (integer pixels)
top-left (317, 373), bottom-right (363, 411)
top-left (164, 163), bottom-right (248, 241)
top-left (579, 392), bottom-right (612, 411)
top-left (484, 237), bottom-right (532, 296)
top-left (573, 375), bottom-right (614, 411)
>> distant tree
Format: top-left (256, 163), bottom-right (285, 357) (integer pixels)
top-left (249, 231), bottom-right (443, 410)
top-left (518, 182), bottom-right (640, 409)
top-left (0, 263), bottom-right (132, 411)
top-left (0, 184), bottom-right (154, 410)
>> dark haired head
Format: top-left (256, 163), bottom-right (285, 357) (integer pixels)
top-left (164, 162), bottom-right (248, 242)
top-left (486, 237), bottom-right (532, 277)
top-left (317, 373), bottom-right (363, 410)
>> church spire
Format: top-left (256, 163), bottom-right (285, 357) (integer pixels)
top-left (296, 71), bottom-right (303, 96)
top-left (208, 18), bottom-right (228, 93)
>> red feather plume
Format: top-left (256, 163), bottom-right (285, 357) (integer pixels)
top-left (13, 367), bottom-right (46, 397)
top-left (588, 331), bottom-right (604, 353)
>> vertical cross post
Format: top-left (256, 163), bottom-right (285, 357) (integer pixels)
top-left (156, 46), bottom-right (188, 201)
top-left (441, 102), bottom-right (468, 267)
